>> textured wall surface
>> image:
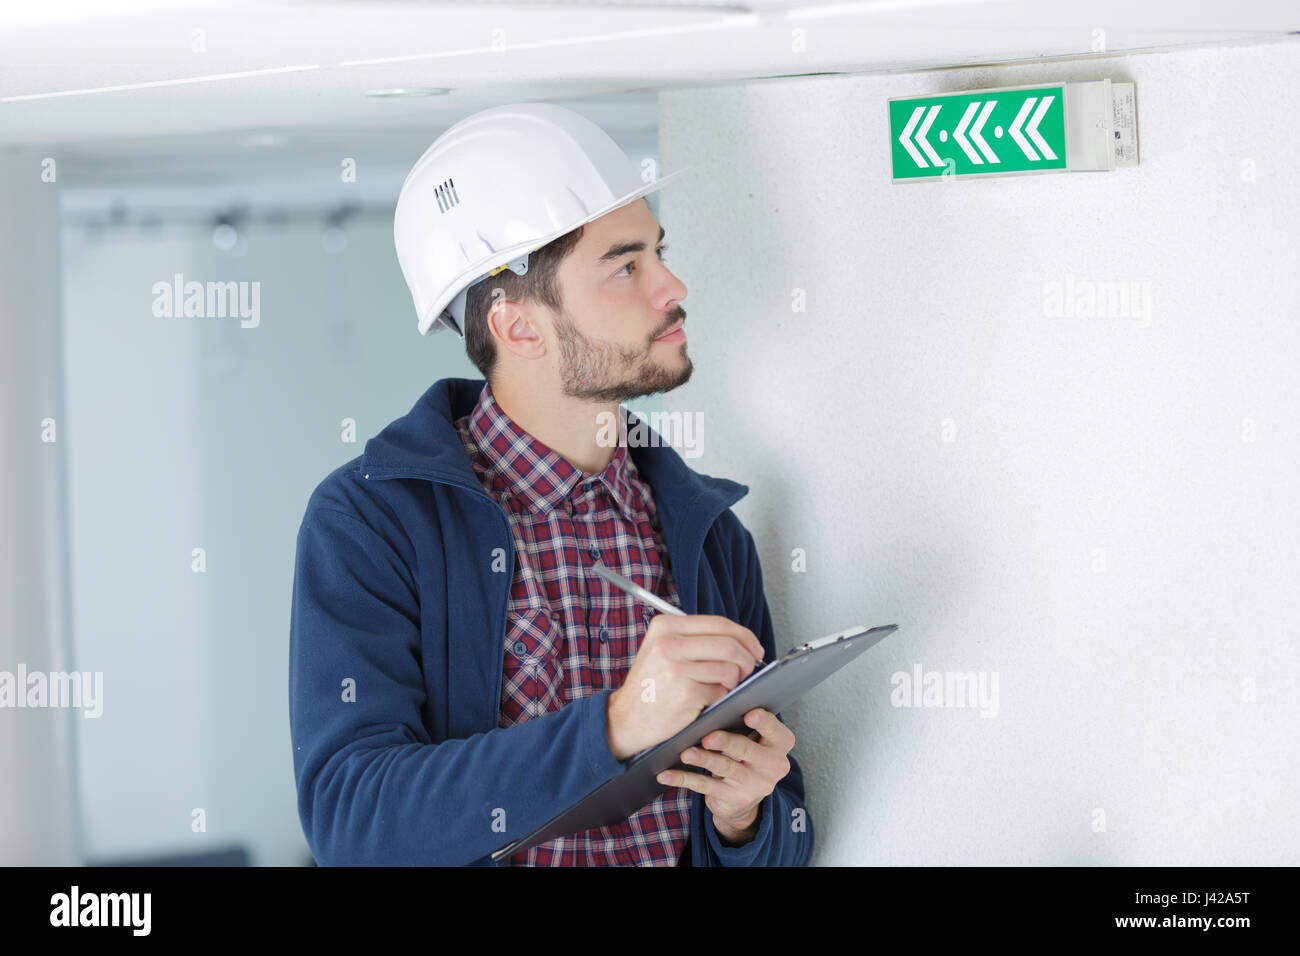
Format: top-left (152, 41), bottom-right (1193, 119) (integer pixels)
top-left (657, 37), bottom-right (1299, 865)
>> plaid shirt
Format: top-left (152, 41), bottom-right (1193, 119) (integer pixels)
top-left (454, 381), bottom-right (693, 866)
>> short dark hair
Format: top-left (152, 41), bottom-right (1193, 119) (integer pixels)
top-left (462, 225), bottom-right (586, 384)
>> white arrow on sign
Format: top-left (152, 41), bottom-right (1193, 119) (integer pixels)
top-left (970, 100), bottom-right (999, 163)
top-left (915, 105), bottom-right (943, 167)
top-left (952, 102), bottom-right (983, 164)
top-left (1009, 97), bottom-right (1040, 161)
top-left (948, 100), bottom-right (1003, 167)
top-left (1027, 95), bottom-right (1057, 160)
top-left (899, 104), bottom-right (944, 169)
top-left (898, 106), bottom-right (929, 168)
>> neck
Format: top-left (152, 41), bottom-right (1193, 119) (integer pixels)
top-left (488, 374), bottom-right (623, 477)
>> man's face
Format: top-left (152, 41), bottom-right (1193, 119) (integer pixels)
top-left (546, 198), bottom-right (691, 403)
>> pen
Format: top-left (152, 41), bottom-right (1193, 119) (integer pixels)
top-left (592, 561), bottom-right (765, 668)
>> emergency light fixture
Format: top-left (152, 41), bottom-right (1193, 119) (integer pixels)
top-left (889, 79), bottom-right (1138, 182)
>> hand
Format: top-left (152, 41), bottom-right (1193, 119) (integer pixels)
top-left (606, 614), bottom-right (765, 761)
top-left (656, 708), bottom-right (795, 845)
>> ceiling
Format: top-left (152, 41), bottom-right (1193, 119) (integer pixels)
top-left (3, 0), bottom-right (1294, 203)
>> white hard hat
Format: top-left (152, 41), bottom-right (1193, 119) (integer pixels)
top-left (394, 102), bottom-right (691, 338)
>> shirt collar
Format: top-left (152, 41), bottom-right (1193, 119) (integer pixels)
top-left (466, 381), bottom-right (644, 520)
top-left (359, 378), bottom-right (751, 572)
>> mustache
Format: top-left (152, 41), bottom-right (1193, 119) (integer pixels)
top-left (656, 308), bottom-right (685, 338)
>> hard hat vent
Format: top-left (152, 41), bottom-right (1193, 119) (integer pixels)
top-left (435, 177), bottom-right (461, 214)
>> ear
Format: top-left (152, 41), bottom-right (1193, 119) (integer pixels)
top-left (489, 298), bottom-right (546, 361)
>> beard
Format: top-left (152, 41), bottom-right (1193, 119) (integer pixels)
top-left (552, 305), bottom-right (692, 403)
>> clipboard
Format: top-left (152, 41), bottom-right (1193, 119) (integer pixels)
top-left (490, 621), bottom-right (899, 862)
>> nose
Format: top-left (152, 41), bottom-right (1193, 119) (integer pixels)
top-left (656, 262), bottom-right (687, 311)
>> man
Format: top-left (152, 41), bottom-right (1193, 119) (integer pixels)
top-left (289, 103), bottom-right (813, 866)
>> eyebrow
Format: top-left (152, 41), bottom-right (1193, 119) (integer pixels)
top-left (595, 224), bottom-right (666, 265)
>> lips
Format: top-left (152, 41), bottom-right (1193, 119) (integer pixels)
top-left (654, 320), bottom-right (684, 340)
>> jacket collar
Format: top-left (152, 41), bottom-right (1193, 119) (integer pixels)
top-left (360, 377), bottom-right (749, 548)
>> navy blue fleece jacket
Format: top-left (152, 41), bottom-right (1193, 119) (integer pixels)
top-left (288, 377), bottom-right (813, 866)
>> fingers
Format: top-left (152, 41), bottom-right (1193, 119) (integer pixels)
top-left (659, 766), bottom-right (748, 798)
top-left (744, 708), bottom-right (796, 750)
top-left (680, 660), bottom-right (744, 690)
top-left (662, 633), bottom-right (761, 676)
top-left (696, 728), bottom-right (762, 764)
top-left (704, 681), bottom-right (731, 708)
top-left (697, 726), bottom-right (791, 785)
top-left (659, 615), bottom-right (765, 664)
top-left (677, 746), bottom-right (758, 787)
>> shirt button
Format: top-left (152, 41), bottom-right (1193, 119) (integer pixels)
top-left (598, 626), bottom-right (609, 643)
top-left (512, 641), bottom-right (528, 656)
top-left (588, 545), bottom-right (600, 560)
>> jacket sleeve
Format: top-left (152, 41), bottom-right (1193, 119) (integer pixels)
top-left (694, 524), bottom-right (815, 866)
top-left (288, 504), bottom-right (627, 866)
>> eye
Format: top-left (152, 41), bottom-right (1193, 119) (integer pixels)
top-left (615, 245), bottom-right (668, 278)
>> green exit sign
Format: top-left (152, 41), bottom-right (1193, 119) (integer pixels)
top-left (889, 80), bottom-right (1139, 182)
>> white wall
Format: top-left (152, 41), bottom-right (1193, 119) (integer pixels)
top-left (657, 37), bottom-right (1300, 865)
